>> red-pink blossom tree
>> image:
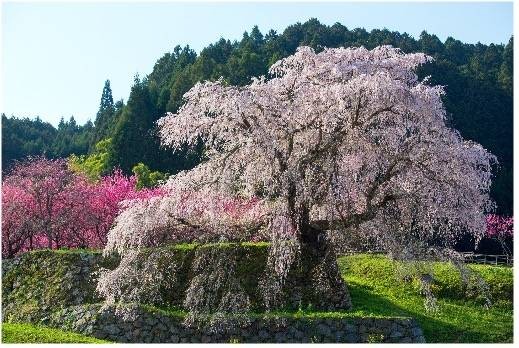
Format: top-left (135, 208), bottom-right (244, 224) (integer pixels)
top-left (76, 170), bottom-right (165, 248)
top-left (1, 157), bottom-right (164, 257)
top-left (1, 184), bottom-right (35, 258)
top-left (485, 214), bottom-right (513, 255)
top-left (3, 157), bottom-right (77, 251)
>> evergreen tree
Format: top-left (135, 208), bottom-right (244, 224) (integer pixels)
top-left (92, 80), bottom-right (116, 147)
top-left (499, 36), bottom-right (513, 95)
top-left (111, 76), bottom-right (158, 173)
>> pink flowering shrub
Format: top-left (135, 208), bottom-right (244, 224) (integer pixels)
top-left (485, 214), bottom-right (513, 255)
top-left (1, 157), bottom-right (164, 258)
top-left (486, 214), bottom-right (513, 238)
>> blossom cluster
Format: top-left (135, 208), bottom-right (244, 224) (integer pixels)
top-left (104, 186), bottom-right (269, 256)
top-left (485, 214), bottom-right (513, 238)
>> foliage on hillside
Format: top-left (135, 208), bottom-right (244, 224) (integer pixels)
top-left (1, 19), bottom-right (513, 214)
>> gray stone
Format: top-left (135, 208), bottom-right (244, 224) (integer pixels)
top-left (378, 319), bottom-right (392, 329)
top-left (169, 335), bottom-right (179, 343)
top-left (344, 323), bottom-right (357, 334)
top-left (411, 327), bottom-right (423, 337)
top-left (84, 324), bottom-right (94, 334)
top-left (104, 324), bottom-right (120, 335)
top-left (390, 330), bottom-right (404, 338)
top-left (145, 317), bottom-right (157, 326)
top-left (75, 318), bottom-right (87, 327)
top-left (293, 329), bottom-right (304, 339)
top-left (258, 329), bottom-right (269, 339)
top-left (317, 323), bottom-right (331, 337)
top-left (108, 334), bottom-right (120, 341)
top-left (344, 334), bottom-right (358, 343)
top-left (414, 335), bottom-right (426, 343)
top-left (274, 332), bottom-right (287, 343)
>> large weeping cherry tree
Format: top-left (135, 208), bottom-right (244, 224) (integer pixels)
top-left (101, 46), bottom-right (495, 313)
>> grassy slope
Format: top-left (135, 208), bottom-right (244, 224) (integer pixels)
top-left (338, 254), bottom-right (513, 343)
top-left (1, 323), bottom-right (110, 343)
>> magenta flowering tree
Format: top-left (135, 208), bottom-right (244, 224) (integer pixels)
top-left (79, 170), bottom-right (165, 248)
top-left (101, 46), bottom-right (496, 311)
top-left (2, 157), bottom-right (77, 251)
top-left (1, 157), bottom-right (164, 257)
top-left (1, 184), bottom-right (35, 258)
top-left (485, 214), bottom-right (513, 255)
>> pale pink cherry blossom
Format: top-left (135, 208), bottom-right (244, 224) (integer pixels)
top-left (103, 46), bottom-right (496, 310)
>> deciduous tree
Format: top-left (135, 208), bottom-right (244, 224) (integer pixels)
top-left (104, 46), bottom-right (496, 311)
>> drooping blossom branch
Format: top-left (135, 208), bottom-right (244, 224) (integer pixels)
top-left (103, 187), bottom-right (269, 256)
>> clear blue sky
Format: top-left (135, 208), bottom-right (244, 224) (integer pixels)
top-left (2, 1), bottom-right (513, 127)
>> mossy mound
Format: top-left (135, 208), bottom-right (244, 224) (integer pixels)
top-left (2, 243), bottom-right (351, 320)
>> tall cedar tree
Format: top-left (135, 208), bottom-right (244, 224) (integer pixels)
top-left (111, 77), bottom-right (158, 173)
top-left (92, 80), bottom-right (116, 147)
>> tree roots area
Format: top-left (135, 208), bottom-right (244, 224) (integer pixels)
top-left (1, 243), bottom-right (513, 343)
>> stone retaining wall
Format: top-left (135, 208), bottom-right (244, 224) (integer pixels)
top-left (36, 303), bottom-right (425, 343)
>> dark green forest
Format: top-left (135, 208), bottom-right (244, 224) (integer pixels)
top-left (2, 19), bottom-right (513, 214)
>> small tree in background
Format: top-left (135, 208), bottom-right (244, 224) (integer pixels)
top-left (92, 80), bottom-right (116, 146)
top-left (485, 214), bottom-right (513, 256)
top-left (69, 138), bottom-right (114, 181)
top-left (132, 163), bottom-right (168, 190)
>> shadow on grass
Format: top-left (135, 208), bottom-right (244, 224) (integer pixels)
top-left (346, 281), bottom-right (512, 343)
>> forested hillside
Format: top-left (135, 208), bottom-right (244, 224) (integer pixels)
top-left (2, 19), bottom-right (513, 214)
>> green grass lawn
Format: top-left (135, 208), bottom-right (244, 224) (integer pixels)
top-left (338, 254), bottom-right (513, 343)
top-left (1, 323), bottom-right (111, 343)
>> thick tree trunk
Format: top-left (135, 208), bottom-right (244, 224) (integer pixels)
top-left (288, 207), bottom-right (352, 311)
